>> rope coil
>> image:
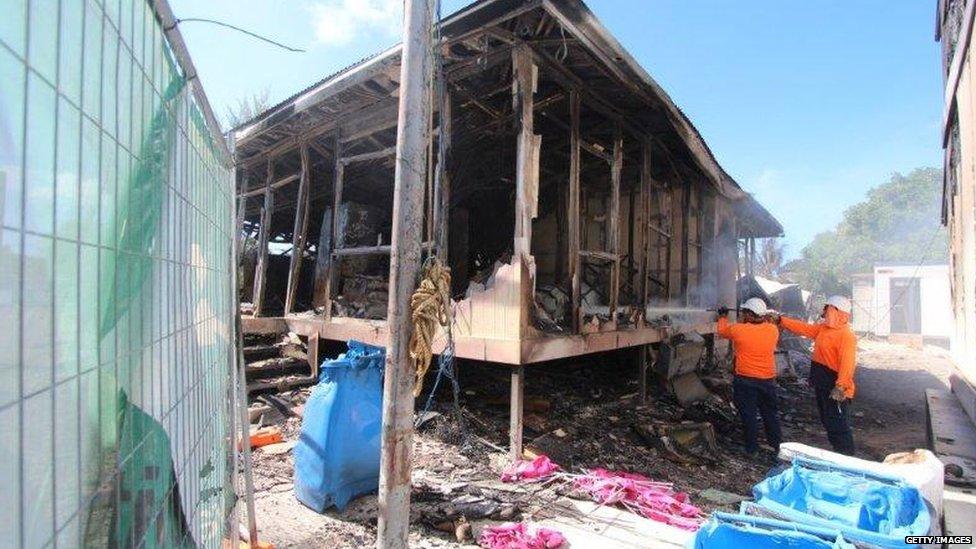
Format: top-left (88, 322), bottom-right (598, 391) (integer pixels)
top-left (409, 258), bottom-right (451, 396)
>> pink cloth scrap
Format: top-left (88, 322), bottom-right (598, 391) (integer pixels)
top-left (479, 522), bottom-right (566, 549)
top-left (501, 455), bottom-right (560, 483)
top-left (573, 468), bottom-right (704, 531)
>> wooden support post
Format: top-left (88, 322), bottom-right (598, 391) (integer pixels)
top-left (639, 140), bottom-right (652, 309)
top-left (664, 185), bottom-right (674, 300)
top-left (637, 345), bottom-right (648, 406)
top-left (510, 365), bottom-right (525, 460)
top-left (235, 191), bottom-right (248, 296)
top-left (284, 143), bottom-right (311, 315)
top-left (307, 332), bottom-right (320, 380)
top-left (568, 92), bottom-right (581, 332)
top-left (324, 129), bottom-right (344, 320)
top-left (680, 184), bottom-right (690, 304)
top-left (512, 44), bottom-right (539, 338)
top-left (513, 44), bottom-right (538, 258)
top-left (434, 91), bottom-right (452, 261)
top-left (608, 125), bottom-right (623, 320)
top-left (377, 0), bottom-right (432, 544)
top-left (252, 161), bottom-right (274, 316)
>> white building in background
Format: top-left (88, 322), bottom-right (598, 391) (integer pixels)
top-left (850, 264), bottom-right (953, 347)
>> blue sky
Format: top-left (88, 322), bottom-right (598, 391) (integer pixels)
top-left (170, 0), bottom-right (944, 258)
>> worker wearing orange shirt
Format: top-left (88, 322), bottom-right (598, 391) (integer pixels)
top-left (716, 297), bottom-right (782, 456)
top-left (774, 295), bottom-right (857, 455)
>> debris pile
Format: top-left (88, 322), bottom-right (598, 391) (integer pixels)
top-left (243, 332), bottom-right (317, 395)
top-left (333, 275), bottom-right (389, 319)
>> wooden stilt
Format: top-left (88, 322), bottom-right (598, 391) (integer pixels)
top-left (510, 365), bottom-right (525, 460)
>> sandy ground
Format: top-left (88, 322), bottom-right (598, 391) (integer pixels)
top-left (246, 338), bottom-right (955, 548)
top-left (827, 338), bottom-right (953, 459)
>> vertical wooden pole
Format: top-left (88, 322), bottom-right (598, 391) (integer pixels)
top-left (235, 194), bottom-right (247, 300)
top-left (680, 184), bottom-right (690, 304)
top-left (285, 143), bottom-right (311, 315)
top-left (608, 125), bottom-right (623, 320)
top-left (252, 160), bottom-right (274, 316)
top-left (311, 142), bottom-right (335, 310)
top-left (509, 43), bottom-right (536, 458)
top-left (377, 0), bottom-right (432, 544)
top-left (639, 140), bottom-right (652, 309)
top-left (434, 91), bottom-right (452, 261)
top-left (512, 45), bottom-right (536, 257)
top-left (664, 185), bottom-right (673, 300)
top-left (568, 92), bottom-right (581, 332)
top-left (324, 129), bottom-right (343, 320)
top-left (510, 366), bottom-right (525, 460)
top-left (307, 332), bottom-right (320, 380)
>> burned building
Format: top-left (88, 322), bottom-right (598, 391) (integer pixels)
top-left (234, 0), bottom-right (781, 451)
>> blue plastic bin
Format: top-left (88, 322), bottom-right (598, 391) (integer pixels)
top-left (689, 512), bottom-right (855, 549)
top-left (750, 457), bottom-right (930, 547)
top-left (293, 341), bottom-right (385, 512)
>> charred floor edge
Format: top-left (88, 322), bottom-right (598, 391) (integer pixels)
top-left (232, 0), bottom-right (783, 455)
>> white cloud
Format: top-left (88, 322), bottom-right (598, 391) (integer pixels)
top-left (310, 0), bottom-right (403, 46)
top-left (752, 168), bottom-right (782, 194)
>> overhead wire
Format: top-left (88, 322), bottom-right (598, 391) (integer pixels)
top-left (172, 18), bottom-right (306, 52)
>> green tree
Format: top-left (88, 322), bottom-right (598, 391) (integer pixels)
top-left (794, 167), bottom-right (948, 296)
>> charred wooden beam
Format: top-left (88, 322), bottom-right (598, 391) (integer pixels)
top-left (239, 173), bottom-right (299, 198)
top-left (608, 125), bottom-right (623, 319)
top-left (434, 91), bottom-right (453, 261)
top-left (639, 139), bottom-right (652, 308)
top-left (334, 245), bottom-right (392, 257)
top-left (340, 146), bottom-right (397, 165)
top-left (568, 91), bottom-right (581, 333)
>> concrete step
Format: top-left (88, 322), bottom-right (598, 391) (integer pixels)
top-left (943, 487), bottom-right (976, 540)
top-left (925, 388), bottom-right (976, 488)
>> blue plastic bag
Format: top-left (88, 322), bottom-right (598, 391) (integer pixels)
top-left (294, 341), bottom-right (385, 512)
top-left (751, 457), bottom-right (930, 547)
top-left (689, 512), bottom-right (855, 549)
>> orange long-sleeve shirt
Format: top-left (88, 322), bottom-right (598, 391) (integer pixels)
top-left (716, 317), bottom-right (779, 379)
top-left (780, 316), bottom-right (858, 398)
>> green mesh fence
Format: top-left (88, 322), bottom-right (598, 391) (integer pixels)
top-left (0, 0), bottom-right (236, 546)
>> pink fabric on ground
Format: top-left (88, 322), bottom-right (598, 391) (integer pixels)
top-left (501, 455), bottom-right (560, 483)
top-left (479, 522), bottom-right (566, 549)
top-left (572, 468), bottom-right (704, 531)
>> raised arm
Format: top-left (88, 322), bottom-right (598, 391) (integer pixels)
top-left (716, 316), bottom-right (737, 340)
top-left (779, 316), bottom-right (822, 340)
top-left (835, 332), bottom-right (857, 398)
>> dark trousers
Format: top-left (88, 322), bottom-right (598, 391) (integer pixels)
top-left (732, 375), bottom-right (782, 454)
top-left (809, 361), bottom-right (855, 455)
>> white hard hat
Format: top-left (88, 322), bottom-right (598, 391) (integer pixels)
top-left (740, 297), bottom-right (768, 316)
top-left (825, 295), bottom-right (852, 314)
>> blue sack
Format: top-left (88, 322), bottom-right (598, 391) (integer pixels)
top-left (751, 457), bottom-right (930, 547)
top-left (294, 341), bottom-right (385, 512)
top-left (689, 512), bottom-right (855, 549)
